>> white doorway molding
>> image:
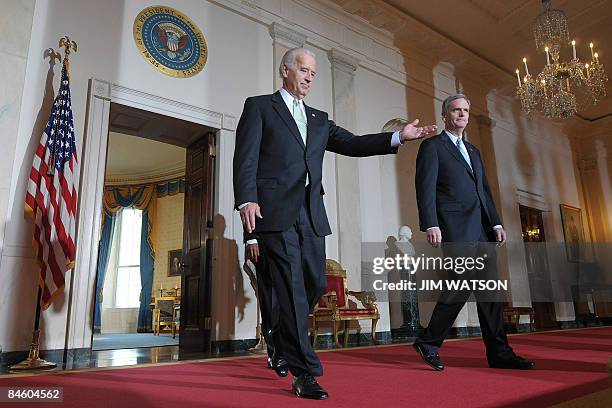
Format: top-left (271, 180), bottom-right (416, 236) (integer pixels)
top-left (65, 78), bottom-right (236, 351)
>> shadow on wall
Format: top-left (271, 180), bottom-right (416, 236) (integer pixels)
top-left (585, 137), bottom-right (612, 242)
top-left (394, 54), bottom-right (437, 247)
top-left (4, 0), bottom-right (127, 354)
top-left (461, 66), bottom-right (583, 311)
top-left (211, 213), bottom-right (249, 341)
top-left (580, 137), bottom-right (612, 286)
top-left (596, 137), bottom-right (612, 242)
top-left (9, 49), bottom-right (63, 352)
top-left (392, 42), bottom-right (437, 328)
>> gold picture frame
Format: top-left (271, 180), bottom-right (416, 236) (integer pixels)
top-left (168, 249), bottom-right (182, 277)
top-left (560, 204), bottom-right (585, 263)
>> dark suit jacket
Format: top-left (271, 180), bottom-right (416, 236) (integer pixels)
top-left (415, 132), bottom-right (501, 242)
top-left (233, 91), bottom-right (396, 236)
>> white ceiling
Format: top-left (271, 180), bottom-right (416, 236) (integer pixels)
top-left (104, 102), bottom-right (214, 184)
top-left (340, 0), bottom-right (612, 121)
top-left (105, 132), bottom-right (186, 182)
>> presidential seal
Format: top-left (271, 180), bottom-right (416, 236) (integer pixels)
top-left (133, 5), bottom-right (207, 78)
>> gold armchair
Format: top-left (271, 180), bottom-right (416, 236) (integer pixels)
top-left (153, 296), bottom-right (179, 338)
top-left (312, 260), bottom-right (380, 348)
top-left (503, 304), bottom-right (535, 332)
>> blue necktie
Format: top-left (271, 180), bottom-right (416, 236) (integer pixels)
top-left (292, 99), bottom-right (308, 146)
top-left (292, 99), bottom-right (309, 185)
top-left (455, 137), bottom-right (472, 170)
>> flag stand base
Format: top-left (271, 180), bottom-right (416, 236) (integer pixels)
top-left (9, 330), bottom-right (56, 371)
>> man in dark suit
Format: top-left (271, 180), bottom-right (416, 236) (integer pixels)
top-left (413, 94), bottom-right (535, 371)
top-left (243, 232), bottom-right (287, 377)
top-left (234, 48), bottom-right (436, 399)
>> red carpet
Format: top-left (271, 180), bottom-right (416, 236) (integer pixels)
top-left (1, 327), bottom-right (610, 407)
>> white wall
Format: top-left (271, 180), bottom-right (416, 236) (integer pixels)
top-left (486, 94), bottom-right (583, 321)
top-left (0, 0), bottom-right (36, 355)
top-left (354, 68), bottom-right (407, 245)
top-left (303, 46), bottom-right (339, 261)
top-left (1, 0), bottom-right (272, 351)
top-left (353, 68), bottom-right (410, 332)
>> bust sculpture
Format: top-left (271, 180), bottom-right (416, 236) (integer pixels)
top-left (386, 225), bottom-right (421, 338)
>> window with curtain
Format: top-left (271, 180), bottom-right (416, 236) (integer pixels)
top-left (115, 208), bottom-right (143, 308)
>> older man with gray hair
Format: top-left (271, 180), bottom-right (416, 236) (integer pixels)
top-left (413, 93), bottom-right (535, 372)
top-left (234, 47), bottom-right (436, 399)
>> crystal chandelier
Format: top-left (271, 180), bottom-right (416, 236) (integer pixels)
top-left (516, 0), bottom-right (608, 119)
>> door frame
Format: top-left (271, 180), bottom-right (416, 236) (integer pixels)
top-left (65, 78), bottom-right (236, 352)
top-left (515, 191), bottom-right (560, 322)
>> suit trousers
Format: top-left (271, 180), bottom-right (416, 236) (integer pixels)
top-left (258, 189), bottom-right (327, 376)
top-left (417, 221), bottom-right (513, 360)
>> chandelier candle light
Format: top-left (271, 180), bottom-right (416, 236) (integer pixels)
top-left (516, 0), bottom-right (608, 118)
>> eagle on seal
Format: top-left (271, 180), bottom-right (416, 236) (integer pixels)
top-left (156, 26), bottom-right (188, 53)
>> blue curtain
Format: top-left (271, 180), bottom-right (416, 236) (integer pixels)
top-left (101, 180), bottom-right (183, 333)
top-left (103, 185), bottom-right (156, 333)
top-left (156, 179), bottom-right (185, 197)
top-left (138, 208), bottom-right (155, 333)
top-left (93, 211), bottom-right (115, 333)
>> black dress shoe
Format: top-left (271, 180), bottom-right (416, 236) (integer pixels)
top-left (412, 342), bottom-right (444, 371)
top-left (267, 356), bottom-right (289, 377)
top-left (489, 355), bottom-right (535, 370)
top-left (292, 374), bottom-right (328, 400)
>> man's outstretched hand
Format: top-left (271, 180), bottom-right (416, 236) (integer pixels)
top-left (240, 202), bottom-right (262, 233)
top-left (400, 119), bottom-right (437, 142)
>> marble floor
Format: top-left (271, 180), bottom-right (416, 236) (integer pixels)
top-left (3, 324), bottom-right (605, 376)
top-left (92, 333), bottom-right (179, 350)
top-left (68, 345), bottom-right (182, 370)
top-left (0, 345), bottom-right (256, 375)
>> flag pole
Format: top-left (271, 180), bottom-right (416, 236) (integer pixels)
top-left (47, 36), bottom-right (77, 176)
top-left (10, 36), bottom-right (77, 372)
top-left (9, 287), bottom-right (56, 371)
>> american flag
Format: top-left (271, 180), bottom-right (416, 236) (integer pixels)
top-left (25, 59), bottom-right (78, 310)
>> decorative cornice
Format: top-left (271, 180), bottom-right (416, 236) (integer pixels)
top-left (328, 48), bottom-right (360, 75)
top-left (112, 83), bottom-right (223, 124)
top-left (335, 0), bottom-right (612, 124)
top-left (222, 114), bottom-right (237, 131)
top-left (90, 78), bottom-right (232, 130)
top-left (516, 188), bottom-right (550, 211)
top-left (105, 167), bottom-right (185, 186)
top-left (334, 0), bottom-right (511, 92)
top-left (268, 22), bottom-right (307, 48)
top-left (91, 78), bottom-right (111, 100)
top-left (206, 0), bottom-right (606, 124)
